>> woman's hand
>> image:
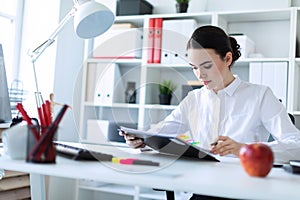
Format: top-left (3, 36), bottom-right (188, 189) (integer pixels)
top-left (210, 136), bottom-right (244, 156)
top-left (119, 130), bottom-right (146, 149)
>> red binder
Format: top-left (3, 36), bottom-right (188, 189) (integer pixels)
top-left (147, 18), bottom-right (155, 63)
top-left (153, 18), bottom-right (163, 64)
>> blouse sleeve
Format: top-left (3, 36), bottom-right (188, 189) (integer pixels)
top-left (260, 87), bottom-right (300, 163)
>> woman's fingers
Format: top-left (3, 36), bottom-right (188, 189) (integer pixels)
top-left (126, 138), bottom-right (145, 148)
top-left (118, 132), bottom-right (145, 148)
top-left (210, 136), bottom-right (243, 156)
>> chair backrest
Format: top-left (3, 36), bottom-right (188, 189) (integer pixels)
top-left (288, 113), bottom-right (295, 125)
top-left (278, 99), bottom-right (295, 125)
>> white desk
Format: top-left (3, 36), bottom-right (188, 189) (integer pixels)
top-left (0, 142), bottom-right (299, 200)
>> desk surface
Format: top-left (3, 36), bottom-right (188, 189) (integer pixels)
top-left (0, 142), bottom-right (299, 200)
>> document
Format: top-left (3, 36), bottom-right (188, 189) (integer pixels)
top-left (119, 126), bottom-right (219, 162)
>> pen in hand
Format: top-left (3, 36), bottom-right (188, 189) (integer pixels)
top-left (211, 139), bottom-right (224, 147)
top-left (211, 141), bottom-right (219, 147)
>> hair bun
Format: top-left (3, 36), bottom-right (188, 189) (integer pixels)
top-left (229, 37), bottom-right (241, 61)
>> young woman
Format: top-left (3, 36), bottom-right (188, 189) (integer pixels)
top-left (120, 25), bottom-right (300, 164)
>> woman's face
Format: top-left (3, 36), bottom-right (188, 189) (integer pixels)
top-left (187, 48), bottom-right (233, 92)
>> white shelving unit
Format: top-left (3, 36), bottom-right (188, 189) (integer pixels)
top-left (76, 180), bottom-right (190, 200)
top-left (77, 7), bottom-right (300, 200)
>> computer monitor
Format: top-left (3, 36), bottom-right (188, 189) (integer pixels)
top-left (0, 43), bottom-right (12, 123)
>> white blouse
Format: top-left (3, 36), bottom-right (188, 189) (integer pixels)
top-left (151, 76), bottom-right (300, 163)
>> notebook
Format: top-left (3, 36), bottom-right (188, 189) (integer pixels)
top-left (119, 126), bottom-right (219, 162)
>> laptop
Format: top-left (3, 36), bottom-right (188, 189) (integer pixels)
top-left (0, 44), bottom-right (12, 123)
top-left (119, 126), bottom-right (219, 162)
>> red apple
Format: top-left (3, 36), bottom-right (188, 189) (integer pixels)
top-left (239, 143), bottom-right (274, 177)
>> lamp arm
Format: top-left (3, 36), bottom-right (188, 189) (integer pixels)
top-left (29, 5), bottom-right (77, 106)
top-left (30, 6), bottom-right (77, 63)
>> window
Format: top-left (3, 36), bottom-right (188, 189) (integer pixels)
top-left (0, 0), bottom-right (20, 85)
top-left (18, 0), bottom-right (59, 115)
top-left (1, 0), bottom-right (60, 117)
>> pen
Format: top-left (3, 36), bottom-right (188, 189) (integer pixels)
top-left (211, 141), bottom-right (218, 146)
top-left (112, 158), bottom-right (160, 166)
top-left (45, 100), bottom-right (52, 123)
top-left (42, 101), bottom-right (51, 126)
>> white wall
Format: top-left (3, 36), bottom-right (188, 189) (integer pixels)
top-left (53, 1), bottom-right (84, 142)
top-left (48, 1), bottom-right (85, 199)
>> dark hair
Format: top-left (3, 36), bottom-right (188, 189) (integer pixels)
top-left (187, 25), bottom-right (241, 67)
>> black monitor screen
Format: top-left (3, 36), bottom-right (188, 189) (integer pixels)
top-left (0, 44), bottom-right (12, 123)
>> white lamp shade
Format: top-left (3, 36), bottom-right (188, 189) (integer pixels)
top-left (74, 1), bottom-right (115, 39)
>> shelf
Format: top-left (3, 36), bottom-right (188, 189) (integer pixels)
top-left (237, 58), bottom-right (290, 62)
top-left (87, 58), bottom-right (142, 63)
top-left (86, 58), bottom-right (142, 64)
top-left (218, 8), bottom-right (292, 22)
top-left (79, 183), bottom-right (166, 199)
top-left (145, 64), bottom-right (191, 73)
top-left (79, 184), bottom-right (135, 196)
top-left (116, 12), bottom-right (214, 24)
top-left (139, 188), bottom-right (165, 200)
top-left (146, 63), bottom-right (189, 68)
top-left (293, 111), bottom-right (300, 115)
top-left (0, 170), bottom-right (30, 199)
top-left (148, 12), bottom-right (213, 24)
top-left (115, 15), bottom-right (145, 27)
top-left (0, 123), bottom-right (11, 129)
top-left (84, 102), bottom-right (140, 109)
top-left (145, 58), bottom-right (291, 68)
top-left (144, 104), bottom-right (178, 110)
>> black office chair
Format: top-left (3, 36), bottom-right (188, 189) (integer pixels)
top-left (288, 113), bottom-right (295, 125)
top-left (165, 191), bottom-right (175, 200)
top-left (153, 189), bottom-right (175, 200)
top-left (279, 99), bottom-right (295, 125)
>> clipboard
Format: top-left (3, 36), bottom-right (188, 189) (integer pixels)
top-left (119, 126), bottom-right (219, 162)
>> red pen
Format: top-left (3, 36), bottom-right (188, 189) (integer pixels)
top-left (45, 100), bottom-right (52, 123)
top-left (16, 103), bottom-right (39, 140)
top-left (37, 106), bottom-right (45, 128)
top-left (42, 101), bottom-right (51, 126)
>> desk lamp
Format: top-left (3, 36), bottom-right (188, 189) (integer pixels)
top-left (28, 0), bottom-right (115, 115)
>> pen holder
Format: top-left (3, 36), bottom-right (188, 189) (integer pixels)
top-left (26, 124), bottom-right (57, 163)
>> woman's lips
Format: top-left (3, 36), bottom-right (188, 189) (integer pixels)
top-left (202, 80), bottom-right (211, 85)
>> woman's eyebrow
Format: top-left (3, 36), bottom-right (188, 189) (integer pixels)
top-left (189, 61), bottom-right (212, 67)
top-left (199, 61), bottom-right (212, 66)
